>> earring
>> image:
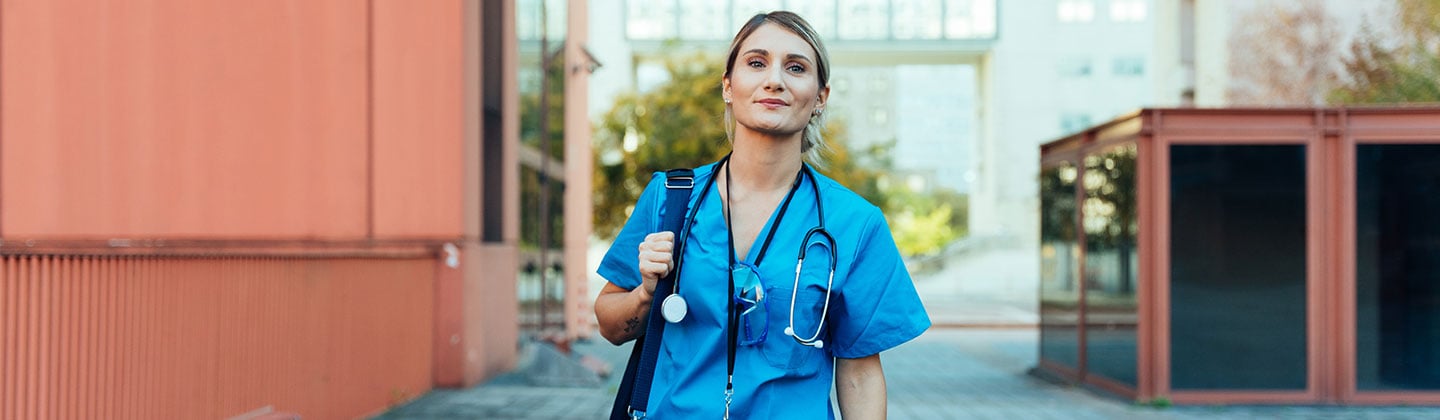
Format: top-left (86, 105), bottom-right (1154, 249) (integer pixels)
top-left (724, 98), bottom-right (731, 103)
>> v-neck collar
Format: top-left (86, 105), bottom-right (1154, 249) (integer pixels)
top-left (722, 159), bottom-right (807, 268)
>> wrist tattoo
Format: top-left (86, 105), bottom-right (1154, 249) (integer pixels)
top-left (623, 317), bottom-right (642, 334)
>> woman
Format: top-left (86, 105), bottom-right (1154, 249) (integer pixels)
top-left (595, 11), bottom-right (929, 419)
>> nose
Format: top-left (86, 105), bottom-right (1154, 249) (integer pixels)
top-left (763, 65), bottom-right (785, 92)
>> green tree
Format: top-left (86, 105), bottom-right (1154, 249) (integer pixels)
top-left (593, 53), bottom-right (731, 240)
top-left (886, 184), bottom-right (968, 257)
top-left (593, 52), bottom-right (890, 240)
top-left (1329, 0), bottom-right (1440, 104)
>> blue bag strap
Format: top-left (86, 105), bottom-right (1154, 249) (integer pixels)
top-left (610, 168), bottom-right (693, 420)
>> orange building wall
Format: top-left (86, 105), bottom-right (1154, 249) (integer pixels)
top-left (0, 0), bottom-right (466, 240)
top-left (0, 0), bottom-right (522, 415)
top-left (372, 0), bottom-right (464, 238)
top-left (0, 255), bottom-right (435, 420)
top-left (1, 0), bottom-right (371, 239)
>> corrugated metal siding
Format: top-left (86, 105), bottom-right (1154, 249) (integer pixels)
top-left (0, 255), bottom-right (435, 420)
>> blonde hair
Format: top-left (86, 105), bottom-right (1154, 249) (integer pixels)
top-left (723, 11), bottom-right (831, 165)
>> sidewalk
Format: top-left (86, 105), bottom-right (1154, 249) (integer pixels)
top-left (376, 252), bottom-right (1440, 419)
top-left (375, 328), bottom-right (1440, 419)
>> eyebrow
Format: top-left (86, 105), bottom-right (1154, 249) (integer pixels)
top-left (742, 48), bottom-right (814, 64)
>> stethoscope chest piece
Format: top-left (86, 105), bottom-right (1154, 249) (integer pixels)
top-left (661, 294), bottom-right (688, 323)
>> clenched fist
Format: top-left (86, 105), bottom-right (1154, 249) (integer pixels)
top-left (637, 231), bottom-right (675, 298)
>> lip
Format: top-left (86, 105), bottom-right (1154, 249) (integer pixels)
top-left (756, 98), bottom-right (789, 108)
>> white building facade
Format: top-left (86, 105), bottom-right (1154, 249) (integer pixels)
top-left (587, 0), bottom-right (1231, 295)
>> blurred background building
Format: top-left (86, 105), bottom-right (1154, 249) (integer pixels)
top-left (586, 0), bottom-right (1242, 305)
top-left (585, 0), bottom-right (1399, 305)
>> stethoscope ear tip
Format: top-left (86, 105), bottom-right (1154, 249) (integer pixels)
top-left (784, 327), bottom-right (824, 348)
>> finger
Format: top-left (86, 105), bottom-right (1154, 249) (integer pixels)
top-left (642, 233), bottom-right (675, 250)
top-left (639, 261), bottom-right (670, 277)
top-left (646, 231), bottom-right (675, 243)
top-left (639, 250), bottom-right (672, 267)
top-left (638, 237), bottom-right (674, 254)
top-left (641, 252), bottom-right (673, 269)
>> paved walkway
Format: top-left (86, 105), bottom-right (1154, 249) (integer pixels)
top-left (374, 328), bottom-right (1440, 419)
top-left (377, 249), bottom-right (1440, 419)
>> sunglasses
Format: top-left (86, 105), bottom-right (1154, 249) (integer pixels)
top-left (732, 264), bottom-right (768, 346)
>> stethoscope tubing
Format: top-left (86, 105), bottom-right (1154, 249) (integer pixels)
top-left (785, 225), bottom-right (836, 348)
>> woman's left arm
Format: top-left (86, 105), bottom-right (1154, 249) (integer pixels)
top-left (836, 354), bottom-right (886, 419)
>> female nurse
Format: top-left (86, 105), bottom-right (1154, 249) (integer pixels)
top-left (594, 11), bottom-right (930, 419)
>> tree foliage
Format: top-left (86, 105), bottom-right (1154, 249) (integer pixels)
top-left (1225, 0), bottom-right (1440, 106)
top-left (593, 53), bottom-right (731, 240)
top-left (1329, 0), bottom-right (1440, 104)
top-left (1227, 0), bottom-right (1342, 106)
top-left (886, 183), bottom-right (968, 257)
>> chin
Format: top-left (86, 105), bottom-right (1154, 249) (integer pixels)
top-left (739, 120), bottom-right (804, 137)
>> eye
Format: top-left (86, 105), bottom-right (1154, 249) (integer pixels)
top-left (787, 63), bottom-right (806, 73)
top-left (748, 59), bottom-right (765, 69)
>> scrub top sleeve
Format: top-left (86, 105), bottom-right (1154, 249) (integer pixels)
top-left (597, 173), bottom-right (666, 291)
top-left (830, 211), bottom-right (932, 359)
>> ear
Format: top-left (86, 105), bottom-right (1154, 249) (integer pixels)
top-left (722, 77), bottom-right (733, 103)
top-left (815, 84), bottom-right (830, 113)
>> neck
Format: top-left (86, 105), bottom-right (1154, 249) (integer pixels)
top-left (728, 129), bottom-right (803, 192)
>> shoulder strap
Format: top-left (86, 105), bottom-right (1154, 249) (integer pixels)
top-left (611, 168), bottom-right (694, 420)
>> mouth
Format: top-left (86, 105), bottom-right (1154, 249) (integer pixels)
top-left (756, 98), bottom-right (789, 108)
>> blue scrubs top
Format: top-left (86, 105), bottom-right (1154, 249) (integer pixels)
top-left (599, 161), bottom-right (930, 419)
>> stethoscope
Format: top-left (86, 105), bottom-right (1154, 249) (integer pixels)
top-left (659, 155), bottom-right (837, 350)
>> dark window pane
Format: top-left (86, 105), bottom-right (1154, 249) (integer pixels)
top-left (1357, 144), bottom-right (1440, 390)
top-left (1041, 162), bottom-right (1081, 370)
top-left (1170, 145), bottom-right (1307, 390)
top-left (1084, 144), bottom-right (1138, 386)
top-left (482, 0), bottom-right (505, 242)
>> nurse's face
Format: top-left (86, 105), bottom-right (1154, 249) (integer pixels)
top-left (723, 23), bottom-right (828, 139)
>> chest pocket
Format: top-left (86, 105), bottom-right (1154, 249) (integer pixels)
top-left (759, 253), bottom-right (833, 377)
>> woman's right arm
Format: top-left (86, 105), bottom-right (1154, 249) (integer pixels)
top-left (595, 232), bottom-right (674, 345)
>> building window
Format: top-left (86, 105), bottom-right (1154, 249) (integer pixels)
top-left (626, 0), bottom-right (676, 40)
top-left (1169, 145), bottom-right (1308, 390)
top-left (679, 1), bottom-right (729, 40)
top-left (1113, 56), bottom-right (1145, 77)
top-left (1058, 0), bottom-right (1095, 23)
top-left (947, 0), bottom-right (997, 39)
top-left (839, 0), bottom-right (891, 39)
top-left (483, 0), bottom-right (506, 242)
top-left (892, 0), bottom-right (944, 40)
top-left (1040, 162), bottom-right (1081, 370)
top-left (1110, 0), bottom-right (1148, 22)
top-left (626, 0), bottom-right (996, 41)
top-left (1356, 144), bottom-right (1440, 391)
top-left (1083, 144), bottom-right (1140, 386)
top-left (787, 1), bottom-right (839, 40)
